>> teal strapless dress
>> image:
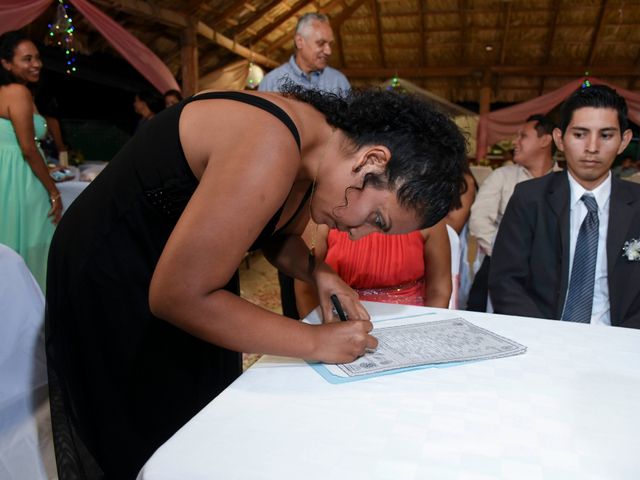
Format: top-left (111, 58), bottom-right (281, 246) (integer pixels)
top-left (0, 114), bottom-right (54, 291)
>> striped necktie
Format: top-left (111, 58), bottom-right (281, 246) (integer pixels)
top-left (562, 194), bottom-right (599, 323)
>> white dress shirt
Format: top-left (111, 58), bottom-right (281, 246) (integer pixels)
top-left (564, 171), bottom-right (611, 325)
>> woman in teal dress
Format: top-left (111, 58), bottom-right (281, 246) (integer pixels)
top-left (0, 31), bottom-right (62, 291)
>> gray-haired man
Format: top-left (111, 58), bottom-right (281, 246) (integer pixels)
top-left (259, 12), bottom-right (350, 94)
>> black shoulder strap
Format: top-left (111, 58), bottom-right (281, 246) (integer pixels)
top-left (185, 91), bottom-right (301, 150)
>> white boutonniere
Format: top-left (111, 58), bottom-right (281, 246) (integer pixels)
top-left (622, 238), bottom-right (640, 261)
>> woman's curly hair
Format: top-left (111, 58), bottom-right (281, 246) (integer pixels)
top-left (281, 84), bottom-right (467, 228)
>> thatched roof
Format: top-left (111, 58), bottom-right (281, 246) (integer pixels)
top-left (28, 0), bottom-right (640, 105)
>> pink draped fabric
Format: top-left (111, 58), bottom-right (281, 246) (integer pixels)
top-left (70, 0), bottom-right (179, 93)
top-left (0, 0), bottom-right (51, 34)
top-left (0, 0), bottom-right (179, 94)
top-left (476, 77), bottom-right (640, 161)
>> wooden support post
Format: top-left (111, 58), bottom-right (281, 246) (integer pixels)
top-left (181, 21), bottom-right (198, 97)
top-left (479, 69), bottom-right (492, 115)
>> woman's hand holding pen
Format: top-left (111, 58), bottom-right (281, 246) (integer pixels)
top-left (305, 260), bottom-right (377, 363)
top-left (308, 320), bottom-right (378, 364)
top-left (311, 260), bottom-right (369, 323)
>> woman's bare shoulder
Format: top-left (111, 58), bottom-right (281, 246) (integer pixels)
top-left (0, 84), bottom-right (34, 118)
top-left (178, 93), bottom-right (304, 178)
top-left (0, 83), bottom-right (31, 99)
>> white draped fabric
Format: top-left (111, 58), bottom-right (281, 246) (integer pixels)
top-left (0, 244), bottom-right (56, 479)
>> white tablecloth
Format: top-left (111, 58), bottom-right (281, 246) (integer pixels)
top-left (58, 180), bottom-right (88, 214)
top-left (57, 161), bottom-right (107, 214)
top-left (138, 303), bottom-right (640, 480)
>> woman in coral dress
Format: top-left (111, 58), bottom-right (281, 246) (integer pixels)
top-left (295, 220), bottom-right (452, 317)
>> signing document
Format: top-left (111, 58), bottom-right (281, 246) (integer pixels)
top-left (330, 317), bottom-right (526, 377)
top-left (304, 304), bottom-right (527, 382)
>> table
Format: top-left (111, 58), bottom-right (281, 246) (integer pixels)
top-left (57, 162), bottom-right (107, 214)
top-left (58, 181), bottom-right (88, 214)
top-left (138, 303), bottom-right (640, 480)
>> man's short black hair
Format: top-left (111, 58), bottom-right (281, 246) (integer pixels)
top-left (559, 84), bottom-right (628, 134)
top-left (526, 114), bottom-right (555, 137)
top-left (525, 114), bottom-right (556, 155)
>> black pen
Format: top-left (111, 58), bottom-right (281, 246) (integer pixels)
top-left (330, 294), bottom-right (348, 321)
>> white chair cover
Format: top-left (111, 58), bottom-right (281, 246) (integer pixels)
top-left (456, 223), bottom-right (488, 310)
top-left (0, 244), bottom-right (56, 479)
top-left (446, 225), bottom-right (461, 309)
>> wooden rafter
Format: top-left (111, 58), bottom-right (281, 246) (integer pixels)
top-left (213, 0), bottom-right (252, 30)
top-left (539, 4), bottom-right (560, 95)
top-left (499, 2), bottom-right (512, 66)
top-left (586, 0), bottom-right (608, 67)
top-left (91, 0), bottom-right (278, 67)
top-left (321, 0), bottom-right (346, 13)
top-left (370, 0), bottom-right (385, 68)
top-left (328, 0), bottom-right (368, 67)
top-left (332, 0), bottom-right (368, 28)
top-left (342, 64), bottom-right (640, 78)
top-left (492, 1), bottom-right (512, 98)
top-left (320, 0), bottom-right (349, 68)
top-left (182, 0), bottom-right (209, 16)
top-left (455, 0), bottom-right (469, 101)
top-left (418, 0), bottom-right (425, 67)
top-left (264, 30), bottom-right (295, 54)
top-left (72, 1), bottom-right (640, 106)
top-left (225, 0), bottom-right (281, 39)
top-left (246, 0), bottom-right (315, 45)
top-left (332, 17), bottom-right (345, 68)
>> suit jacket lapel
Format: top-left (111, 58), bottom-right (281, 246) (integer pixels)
top-left (546, 172), bottom-right (570, 317)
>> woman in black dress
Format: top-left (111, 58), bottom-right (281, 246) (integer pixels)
top-left (46, 87), bottom-right (466, 479)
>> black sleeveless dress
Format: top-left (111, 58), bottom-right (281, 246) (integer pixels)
top-left (46, 92), bottom-right (307, 479)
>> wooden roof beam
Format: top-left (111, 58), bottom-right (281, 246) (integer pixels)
top-left (456, 0), bottom-right (469, 101)
top-left (182, 0), bottom-right (209, 16)
top-left (418, 0), bottom-right (425, 67)
top-left (586, 0), bottom-right (608, 67)
top-left (499, 3), bottom-right (512, 65)
top-left (539, 4), bottom-right (560, 95)
top-left (91, 0), bottom-right (278, 67)
top-left (213, 1), bottom-right (251, 29)
top-left (370, 0), bottom-right (385, 68)
top-left (248, 0), bottom-right (315, 44)
top-left (329, 0), bottom-right (368, 67)
top-left (320, 0), bottom-right (346, 13)
top-left (264, 31), bottom-right (295, 54)
top-left (227, 0), bottom-right (281, 38)
top-left (342, 64), bottom-right (640, 78)
top-left (332, 0), bottom-right (368, 28)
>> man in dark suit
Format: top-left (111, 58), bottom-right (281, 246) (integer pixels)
top-left (489, 84), bottom-right (640, 329)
